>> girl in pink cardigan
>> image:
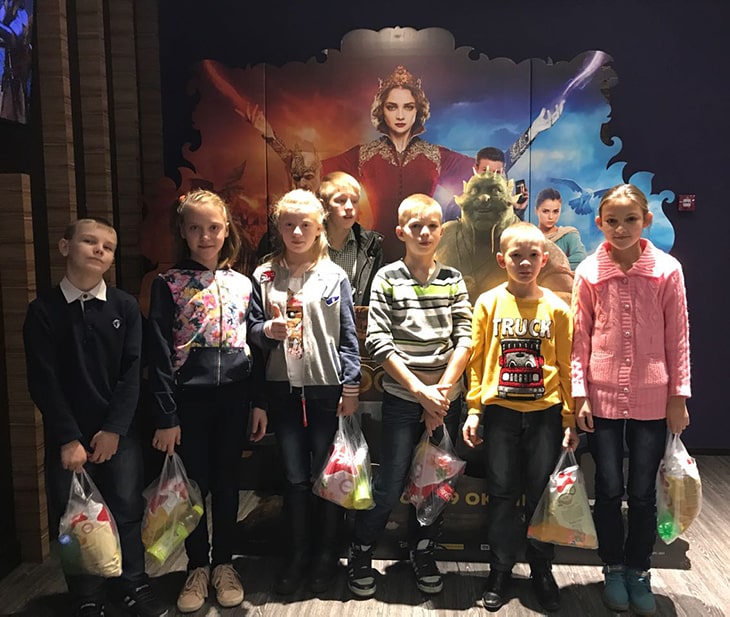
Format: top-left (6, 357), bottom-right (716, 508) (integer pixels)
top-left (571, 184), bottom-right (691, 617)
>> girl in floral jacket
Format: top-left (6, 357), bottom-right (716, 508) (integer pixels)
top-left (148, 189), bottom-right (266, 613)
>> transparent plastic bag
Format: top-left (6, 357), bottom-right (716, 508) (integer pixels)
top-left (141, 453), bottom-right (204, 564)
top-left (527, 448), bottom-right (598, 549)
top-left (656, 433), bottom-right (702, 544)
top-left (58, 468), bottom-right (122, 577)
top-left (403, 428), bottom-right (466, 527)
top-left (313, 414), bottom-right (373, 510)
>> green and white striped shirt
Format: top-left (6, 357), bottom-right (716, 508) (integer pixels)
top-left (365, 259), bottom-right (472, 403)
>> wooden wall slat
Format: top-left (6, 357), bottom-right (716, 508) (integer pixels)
top-left (0, 174), bottom-right (48, 563)
top-left (76, 0), bottom-right (115, 286)
top-left (36, 0), bottom-right (77, 286)
top-left (134, 0), bottom-right (164, 198)
top-left (108, 0), bottom-right (142, 295)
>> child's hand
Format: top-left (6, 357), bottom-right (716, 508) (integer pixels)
top-left (337, 395), bottom-right (359, 417)
top-left (563, 426), bottom-right (580, 451)
top-left (265, 304), bottom-right (288, 341)
top-left (249, 407), bottom-right (268, 442)
top-left (61, 440), bottom-right (88, 472)
top-left (462, 414), bottom-right (482, 448)
top-left (88, 430), bottom-right (120, 464)
top-left (575, 397), bottom-right (594, 433)
top-left (666, 396), bottom-right (690, 434)
top-left (421, 410), bottom-right (444, 436)
top-left (153, 427), bottom-right (181, 455)
top-left (416, 383), bottom-right (450, 417)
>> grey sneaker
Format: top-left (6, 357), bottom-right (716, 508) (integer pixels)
top-left (626, 568), bottom-right (656, 616)
top-left (602, 564), bottom-right (629, 611)
top-left (410, 538), bottom-right (443, 595)
top-left (347, 542), bottom-right (376, 598)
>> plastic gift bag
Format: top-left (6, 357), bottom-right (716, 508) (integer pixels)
top-left (141, 453), bottom-right (204, 564)
top-left (58, 468), bottom-right (122, 577)
top-left (403, 429), bottom-right (466, 527)
top-left (656, 433), bottom-right (702, 544)
top-left (527, 448), bottom-right (598, 549)
top-left (313, 414), bottom-right (373, 510)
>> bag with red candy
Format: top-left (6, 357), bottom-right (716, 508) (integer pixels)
top-left (313, 414), bottom-right (373, 510)
top-left (403, 429), bottom-right (466, 526)
top-left (58, 468), bottom-right (122, 577)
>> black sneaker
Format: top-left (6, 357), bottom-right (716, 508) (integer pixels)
top-left (75, 602), bottom-right (105, 617)
top-left (409, 538), bottom-right (443, 595)
top-left (346, 542), bottom-right (376, 598)
top-left (121, 582), bottom-right (169, 617)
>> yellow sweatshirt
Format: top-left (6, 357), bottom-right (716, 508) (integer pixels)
top-left (467, 283), bottom-right (574, 428)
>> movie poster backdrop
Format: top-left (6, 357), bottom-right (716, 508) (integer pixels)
top-left (140, 27), bottom-right (676, 401)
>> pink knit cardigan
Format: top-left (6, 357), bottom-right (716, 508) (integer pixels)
top-left (571, 239), bottom-right (691, 420)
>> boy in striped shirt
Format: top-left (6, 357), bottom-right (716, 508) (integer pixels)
top-left (346, 194), bottom-right (472, 598)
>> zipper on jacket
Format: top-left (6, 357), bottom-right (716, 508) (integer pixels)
top-left (215, 274), bottom-right (223, 385)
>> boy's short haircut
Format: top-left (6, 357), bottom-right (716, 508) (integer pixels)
top-left (499, 221), bottom-right (546, 253)
top-left (63, 217), bottom-right (116, 240)
top-left (397, 193), bottom-right (443, 226)
top-left (318, 171), bottom-right (361, 208)
top-left (535, 187), bottom-right (562, 207)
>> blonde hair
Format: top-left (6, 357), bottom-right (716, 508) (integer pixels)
top-left (271, 189), bottom-right (329, 263)
top-left (175, 189), bottom-right (241, 269)
top-left (499, 221), bottom-right (546, 253)
top-left (63, 217), bottom-right (116, 241)
top-left (318, 171), bottom-right (361, 211)
top-left (397, 193), bottom-right (443, 227)
top-left (598, 183), bottom-right (650, 219)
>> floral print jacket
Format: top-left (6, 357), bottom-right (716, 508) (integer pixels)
top-left (147, 259), bottom-right (253, 427)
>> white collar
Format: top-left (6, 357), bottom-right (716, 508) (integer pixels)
top-left (60, 277), bottom-right (108, 304)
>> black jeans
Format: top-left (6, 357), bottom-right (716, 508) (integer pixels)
top-left (46, 433), bottom-right (146, 605)
top-left (482, 403), bottom-right (563, 572)
top-left (354, 391), bottom-right (461, 546)
top-left (176, 382), bottom-right (249, 569)
top-left (587, 416), bottom-right (666, 571)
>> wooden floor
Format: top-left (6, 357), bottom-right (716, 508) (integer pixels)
top-left (1, 455), bottom-right (728, 616)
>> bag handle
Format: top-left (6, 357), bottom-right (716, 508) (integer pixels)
top-left (550, 448), bottom-right (578, 477)
top-left (70, 467), bottom-right (96, 502)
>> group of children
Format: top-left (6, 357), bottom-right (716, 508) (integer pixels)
top-left (23, 173), bottom-right (690, 617)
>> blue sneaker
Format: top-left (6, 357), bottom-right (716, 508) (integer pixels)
top-left (602, 564), bottom-right (629, 612)
top-left (626, 568), bottom-right (656, 616)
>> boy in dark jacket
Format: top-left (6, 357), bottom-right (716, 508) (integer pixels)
top-left (23, 218), bottom-right (167, 617)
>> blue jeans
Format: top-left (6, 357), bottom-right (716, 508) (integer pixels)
top-left (587, 417), bottom-right (666, 571)
top-left (354, 390), bottom-right (461, 546)
top-left (177, 382), bottom-right (249, 569)
top-left (46, 433), bottom-right (146, 605)
top-left (267, 383), bottom-right (341, 552)
top-left (482, 403), bottom-right (563, 572)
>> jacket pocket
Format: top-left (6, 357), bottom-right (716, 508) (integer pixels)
top-left (175, 347), bottom-right (251, 387)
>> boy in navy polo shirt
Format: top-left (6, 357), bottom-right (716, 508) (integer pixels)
top-left (23, 218), bottom-right (167, 617)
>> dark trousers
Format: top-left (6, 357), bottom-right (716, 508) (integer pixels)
top-left (354, 391), bottom-right (461, 546)
top-left (46, 433), bottom-right (146, 605)
top-left (266, 383), bottom-right (341, 553)
top-left (176, 382), bottom-right (249, 569)
top-left (587, 416), bottom-right (666, 571)
top-left (482, 403), bottom-right (563, 573)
